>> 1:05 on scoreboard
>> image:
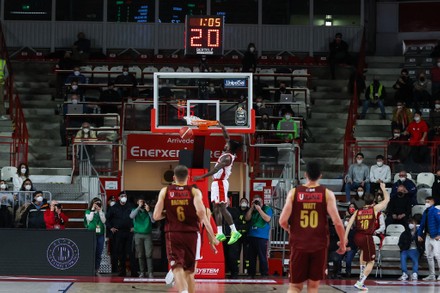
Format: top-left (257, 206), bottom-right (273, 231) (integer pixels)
top-left (185, 15), bottom-right (224, 56)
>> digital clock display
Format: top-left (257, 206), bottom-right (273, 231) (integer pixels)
top-left (185, 15), bottom-right (224, 56)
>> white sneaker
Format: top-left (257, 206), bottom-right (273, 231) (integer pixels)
top-left (411, 273), bottom-right (418, 281)
top-left (422, 274), bottom-right (436, 281)
top-left (354, 281), bottom-right (368, 291)
top-left (165, 269), bottom-right (174, 285)
top-left (398, 272), bottom-right (408, 281)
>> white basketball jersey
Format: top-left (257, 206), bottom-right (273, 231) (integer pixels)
top-left (212, 153), bottom-right (235, 180)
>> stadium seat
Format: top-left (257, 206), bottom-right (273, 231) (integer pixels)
top-left (159, 66), bottom-right (175, 72)
top-left (80, 65), bottom-right (93, 79)
top-left (416, 172), bottom-right (435, 189)
top-left (386, 224), bottom-right (405, 237)
top-left (128, 66), bottom-right (142, 80)
top-left (417, 188), bottom-right (432, 204)
top-left (404, 56), bottom-right (418, 67)
top-left (110, 66), bottom-right (123, 79)
top-left (411, 204), bottom-right (426, 217)
top-left (92, 65), bottom-right (109, 83)
top-left (380, 236), bottom-right (400, 261)
top-left (404, 45), bottom-right (419, 56)
top-left (142, 66), bottom-right (158, 84)
top-left (393, 173), bottom-right (412, 183)
top-left (258, 68), bottom-right (276, 84)
top-left (1, 166), bottom-right (17, 182)
top-left (421, 57), bottom-right (434, 67)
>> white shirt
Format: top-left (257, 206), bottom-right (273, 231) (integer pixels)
top-left (370, 164), bottom-right (392, 183)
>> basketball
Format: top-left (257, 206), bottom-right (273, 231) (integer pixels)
top-left (179, 126), bottom-right (193, 139)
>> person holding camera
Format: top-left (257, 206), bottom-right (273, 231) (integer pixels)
top-left (245, 195), bottom-right (273, 278)
top-left (84, 197), bottom-right (106, 275)
top-left (44, 200), bottom-right (68, 229)
top-left (130, 197), bottom-right (155, 278)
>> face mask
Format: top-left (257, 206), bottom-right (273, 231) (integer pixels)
top-left (397, 105), bottom-right (402, 110)
top-left (349, 207), bottom-right (355, 214)
top-left (377, 162), bottom-right (383, 167)
top-left (74, 71), bottom-right (80, 76)
top-left (36, 196), bottom-right (43, 202)
top-left (120, 197), bottom-right (127, 204)
top-left (357, 191), bottom-right (364, 197)
top-left (285, 115), bottom-right (291, 120)
top-left (425, 203), bottom-right (432, 208)
top-left (393, 133), bottom-right (400, 137)
top-left (123, 71), bottom-right (129, 76)
top-left (414, 116), bottom-right (420, 122)
top-left (240, 203), bottom-right (248, 208)
top-left (344, 221), bottom-right (349, 227)
top-left (110, 201), bottom-right (116, 207)
top-left (72, 85), bottom-right (78, 90)
top-left (436, 104), bottom-right (440, 109)
top-left (83, 128), bottom-right (90, 133)
top-left (357, 159), bottom-right (363, 164)
top-left (25, 184), bottom-right (31, 191)
top-left (21, 168), bottom-right (27, 174)
top-left (249, 47), bottom-right (255, 52)
top-left (72, 99), bottom-right (78, 104)
top-left (399, 177), bottom-right (406, 182)
top-left (0, 184), bottom-right (6, 190)
top-left (409, 224), bottom-right (415, 230)
top-left (256, 102), bottom-right (262, 107)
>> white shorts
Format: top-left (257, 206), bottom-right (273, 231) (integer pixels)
top-left (211, 180), bottom-right (229, 203)
top-left (195, 232), bottom-right (202, 261)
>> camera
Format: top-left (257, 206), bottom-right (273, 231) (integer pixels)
top-left (55, 203), bottom-right (62, 209)
top-left (96, 202), bottom-right (102, 208)
top-left (253, 199), bottom-right (261, 206)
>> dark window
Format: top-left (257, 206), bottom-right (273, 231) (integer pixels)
top-left (262, 0), bottom-right (293, 25)
top-left (211, 0), bottom-right (258, 24)
top-left (159, 0), bottom-right (207, 24)
top-left (108, 0), bottom-right (155, 23)
top-left (56, 0), bottom-right (104, 21)
top-left (314, 0), bottom-right (360, 26)
top-left (4, 0), bottom-right (52, 21)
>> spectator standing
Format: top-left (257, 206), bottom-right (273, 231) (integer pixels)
top-left (129, 197), bottom-right (155, 278)
top-left (398, 218), bottom-right (423, 281)
top-left (413, 71), bottom-right (432, 108)
top-left (245, 195), bottom-right (273, 278)
top-left (0, 180), bottom-right (13, 228)
top-left (20, 191), bottom-right (49, 229)
top-left (351, 186), bottom-right (366, 209)
top-left (0, 56), bottom-right (9, 120)
top-left (106, 192), bottom-right (136, 277)
top-left (242, 43), bottom-right (257, 73)
top-left (393, 69), bottom-right (414, 106)
top-left (417, 196), bottom-right (440, 281)
top-left (360, 77), bottom-right (387, 119)
top-left (328, 33), bottom-right (350, 79)
top-left (369, 155), bottom-right (392, 192)
top-left (431, 169), bottom-right (440, 205)
top-left (386, 185), bottom-right (413, 226)
top-left (345, 152), bottom-right (370, 203)
top-left (66, 67), bottom-right (87, 84)
top-left (431, 58), bottom-right (440, 98)
top-left (237, 198), bottom-right (250, 274)
top-left (44, 201), bottom-right (68, 229)
top-left (72, 32), bottom-right (91, 61)
top-left (12, 163), bottom-right (29, 192)
top-left (391, 170), bottom-right (417, 203)
top-left (114, 66), bottom-right (138, 99)
top-left (84, 197), bottom-right (106, 275)
top-left (391, 101), bottom-right (413, 133)
top-left (404, 110), bottom-right (429, 163)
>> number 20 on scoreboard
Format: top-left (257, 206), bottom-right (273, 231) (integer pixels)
top-left (184, 15), bottom-right (224, 56)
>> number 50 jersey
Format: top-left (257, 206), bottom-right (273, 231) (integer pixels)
top-left (290, 185), bottom-right (329, 252)
top-left (164, 184), bottom-right (199, 233)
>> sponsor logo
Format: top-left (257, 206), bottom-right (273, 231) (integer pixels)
top-left (196, 48), bottom-right (214, 55)
top-left (298, 193), bottom-right (323, 202)
top-left (130, 146), bottom-right (222, 159)
top-left (47, 238), bottom-right (80, 270)
top-left (196, 268), bottom-right (220, 275)
top-left (224, 79), bottom-right (247, 88)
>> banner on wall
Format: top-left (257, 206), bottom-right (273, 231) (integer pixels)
top-left (126, 134), bottom-right (243, 162)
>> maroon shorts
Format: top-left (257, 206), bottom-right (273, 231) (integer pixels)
top-left (289, 248), bottom-right (327, 284)
top-left (354, 233), bottom-right (376, 262)
top-left (165, 231), bottom-right (198, 272)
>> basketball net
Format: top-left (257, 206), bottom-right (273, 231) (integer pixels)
top-left (183, 115), bottom-right (218, 130)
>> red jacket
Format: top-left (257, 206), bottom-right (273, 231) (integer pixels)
top-left (44, 209), bottom-right (69, 229)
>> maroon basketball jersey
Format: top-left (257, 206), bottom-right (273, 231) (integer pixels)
top-left (355, 206), bottom-right (376, 235)
top-left (164, 184), bottom-right (199, 233)
top-left (290, 185), bottom-right (329, 251)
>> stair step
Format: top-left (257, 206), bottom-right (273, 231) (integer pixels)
top-left (308, 113), bottom-right (347, 119)
top-left (19, 94), bottom-right (53, 101)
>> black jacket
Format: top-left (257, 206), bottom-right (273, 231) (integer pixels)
top-left (106, 202), bottom-right (134, 231)
top-left (398, 228), bottom-right (423, 253)
top-left (21, 200), bottom-right (49, 229)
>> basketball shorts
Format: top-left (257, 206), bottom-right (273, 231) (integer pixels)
top-left (289, 248), bottom-right (327, 284)
top-left (354, 233), bottom-right (376, 262)
top-left (165, 231), bottom-right (198, 272)
top-left (211, 179), bottom-right (229, 203)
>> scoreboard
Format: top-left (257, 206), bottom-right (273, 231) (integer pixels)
top-left (184, 15), bottom-right (224, 56)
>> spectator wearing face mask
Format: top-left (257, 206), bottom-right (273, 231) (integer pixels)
top-left (237, 198), bottom-right (251, 274)
top-left (72, 32), bottom-right (91, 61)
top-left (20, 191), bottom-right (49, 229)
top-left (391, 101), bottom-right (413, 133)
top-left (431, 58), bottom-right (440, 98)
top-left (386, 185), bottom-right (413, 226)
top-left (65, 80), bottom-right (85, 101)
top-left (66, 67), bottom-right (87, 84)
top-left (360, 76), bottom-right (387, 119)
top-left (12, 163), bottom-right (29, 192)
top-left (342, 203), bottom-right (358, 278)
top-left (393, 69), bottom-right (414, 107)
top-left (253, 96), bottom-right (267, 116)
top-left (44, 201), bottom-right (68, 230)
top-left (413, 72), bottom-right (432, 108)
top-left (351, 186), bottom-right (365, 208)
top-left (61, 94), bottom-right (91, 146)
top-left (391, 171), bottom-right (417, 204)
top-left (75, 122), bottom-right (97, 140)
top-left (85, 197), bottom-right (106, 275)
top-left (403, 110), bottom-right (428, 146)
top-left (0, 180), bottom-right (13, 228)
top-left (242, 42), bottom-right (257, 73)
top-left (344, 152), bottom-right (370, 203)
top-left (398, 218), bottom-right (423, 281)
top-left (276, 110), bottom-right (298, 142)
top-left (369, 155), bottom-right (392, 192)
top-left (328, 32), bottom-right (350, 80)
top-left (114, 66), bottom-right (138, 99)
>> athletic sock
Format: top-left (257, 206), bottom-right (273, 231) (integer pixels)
top-left (360, 265), bottom-right (365, 276)
top-left (230, 224), bottom-right (237, 233)
top-left (181, 290), bottom-right (189, 293)
top-left (217, 226), bottom-right (223, 234)
top-left (359, 273), bottom-right (367, 284)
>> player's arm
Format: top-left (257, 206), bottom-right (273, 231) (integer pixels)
top-left (194, 156), bottom-right (231, 180)
top-left (218, 121), bottom-right (230, 142)
top-left (153, 187), bottom-right (167, 221)
top-left (193, 187), bottom-right (219, 245)
top-left (326, 189), bottom-right (347, 254)
top-left (279, 188), bottom-right (295, 233)
top-left (374, 182), bottom-right (390, 213)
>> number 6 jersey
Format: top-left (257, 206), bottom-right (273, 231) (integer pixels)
top-left (290, 185), bottom-right (329, 251)
top-left (164, 184), bottom-right (199, 233)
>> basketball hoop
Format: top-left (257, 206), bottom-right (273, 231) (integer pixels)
top-left (183, 115), bottom-right (219, 130)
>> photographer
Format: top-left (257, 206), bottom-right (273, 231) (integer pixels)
top-left (245, 195), bottom-right (273, 278)
top-left (44, 200), bottom-right (68, 230)
top-left (130, 197), bottom-right (155, 278)
top-left (84, 197), bottom-right (106, 275)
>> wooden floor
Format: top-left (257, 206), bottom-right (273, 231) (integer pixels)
top-left (0, 276), bottom-right (439, 293)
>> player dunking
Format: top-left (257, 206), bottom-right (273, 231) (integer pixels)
top-left (345, 182), bottom-right (389, 291)
top-left (194, 122), bottom-right (242, 245)
top-left (279, 161), bottom-right (346, 293)
top-left (153, 165), bottom-right (218, 293)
